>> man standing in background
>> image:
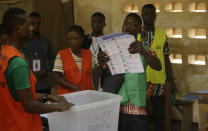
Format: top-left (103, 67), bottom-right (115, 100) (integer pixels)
top-left (82, 12), bottom-right (106, 53)
top-left (141, 4), bottom-right (176, 131)
top-left (23, 12), bottom-right (56, 94)
top-left (82, 12), bottom-right (106, 90)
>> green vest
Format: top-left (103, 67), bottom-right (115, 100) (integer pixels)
top-left (119, 34), bottom-right (148, 107)
top-left (146, 28), bottom-right (167, 84)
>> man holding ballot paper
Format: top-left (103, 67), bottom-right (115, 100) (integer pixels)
top-left (97, 13), bottom-right (161, 131)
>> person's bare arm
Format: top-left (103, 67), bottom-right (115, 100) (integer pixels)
top-left (164, 54), bottom-right (177, 93)
top-left (142, 50), bottom-right (161, 71)
top-left (53, 72), bottom-right (80, 91)
top-left (16, 89), bottom-right (73, 114)
top-left (36, 93), bottom-right (69, 103)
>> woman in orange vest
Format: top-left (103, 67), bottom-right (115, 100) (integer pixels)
top-left (53, 25), bottom-right (95, 95)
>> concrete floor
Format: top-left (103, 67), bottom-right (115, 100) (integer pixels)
top-left (148, 119), bottom-right (199, 131)
top-left (171, 120), bottom-right (198, 131)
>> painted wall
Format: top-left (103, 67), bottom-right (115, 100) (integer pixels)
top-left (74, 0), bottom-right (113, 34)
top-left (74, 0), bottom-right (208, 122)
top-left (0, 0), bottom-right (74, 50)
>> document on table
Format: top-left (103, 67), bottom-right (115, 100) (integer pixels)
top-left (97, 33), bottom-right (144, 75)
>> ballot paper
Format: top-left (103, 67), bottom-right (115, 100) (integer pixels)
top-left (97, 33), bottom-right (144, 75)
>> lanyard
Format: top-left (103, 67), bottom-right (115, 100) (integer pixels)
top-left (33, 39), bottom-right (39, 56)
top-left (91, 37), bottom-right (99, 58)
top-left (91, 42), bottom-right (99, 56)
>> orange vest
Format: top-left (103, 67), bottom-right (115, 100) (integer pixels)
top-left (57, 48), bottom-right (93, 95)
top-left (0, 45), bottom-right (42, 131)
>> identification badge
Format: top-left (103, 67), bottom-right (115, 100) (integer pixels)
top-left (33, 59), bottom-right (41, 72)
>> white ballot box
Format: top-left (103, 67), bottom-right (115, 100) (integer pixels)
top-left (47, 90), bottom-right (122, 131)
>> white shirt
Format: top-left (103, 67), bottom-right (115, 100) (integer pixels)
top-left (89, 36), bottom-right (99, 64)
top-left (89, 36), bottom-right (103, 91)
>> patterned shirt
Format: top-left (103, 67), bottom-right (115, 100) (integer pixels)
top-left (120, 102), bottom-right (147, 115)
top-left (142, 31), bottom-right (169, 97)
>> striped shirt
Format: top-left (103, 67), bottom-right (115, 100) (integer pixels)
top-left (53, 48), bottom-right (95, 73)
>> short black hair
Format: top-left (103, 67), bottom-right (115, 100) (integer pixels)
top-left (29, 12), bottom-right (40, 17)
top-left (142, 4), bottom-right (156, 13)
top-left (91, 12), bottom-right (105, 21)
top-left (0, 24), bottom-right (7, 35)
top-left (67, 25), bottom-right (85, 37)
top-left (125, 13), bottom-right (142, 25)
top-left (2, 8), bottom-right (26, 33)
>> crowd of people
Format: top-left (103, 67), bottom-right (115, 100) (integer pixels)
top-left (0, 4), bottom-right (176, 131)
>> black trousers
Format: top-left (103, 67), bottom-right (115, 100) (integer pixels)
top-left (149, 96), bottom-right (165, 131)
top-left (102, 72), bottom-right (124, 94)
top-left (118, 113), bottom-right (147, 131)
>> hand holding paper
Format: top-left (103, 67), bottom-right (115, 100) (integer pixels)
top-left (97, 51), bottom-right (109, 69)
top-left (128, 41), bottom-right (146, 55)
top-left (96, 33), bottom-right (144, 75)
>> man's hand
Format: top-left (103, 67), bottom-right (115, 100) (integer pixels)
top-left (128, 41), bottom-right (146, 55)
top-left (17, 89), bottom-right (74, 114)
top-left (48, 95), bottom-right (74, 112)
top-left (55, 101), bottom-right (74, 112)
top-left (48, 95), bottom-right (66, 103)
top-left (97, 51), bottom-right (109, 69)
top-left (71, 85), bottom-right (80, 91)
top-left (129, 41), bottom-right (162, 71)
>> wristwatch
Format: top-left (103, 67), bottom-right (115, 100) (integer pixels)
top-left (41, 94), bottom-right (48, 103)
